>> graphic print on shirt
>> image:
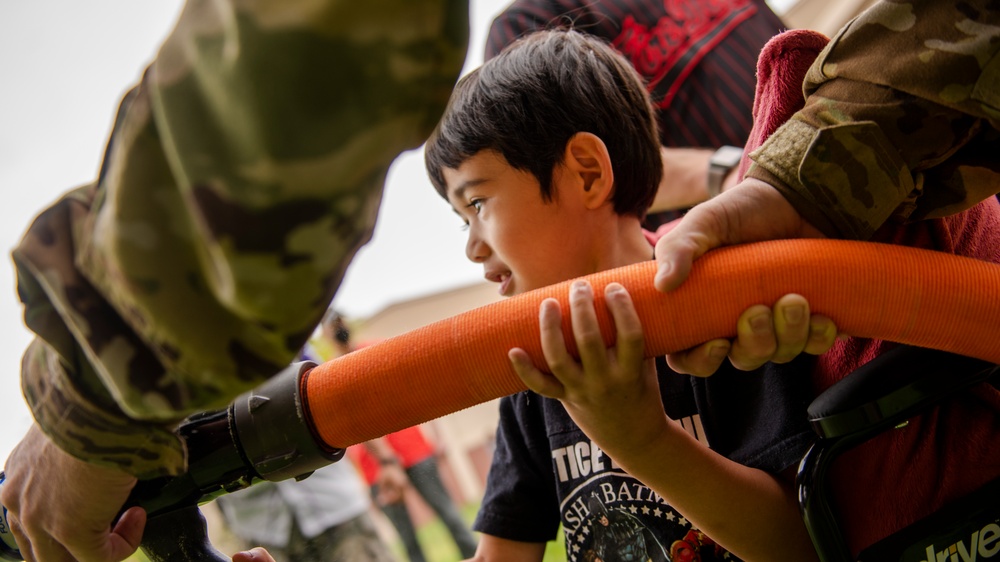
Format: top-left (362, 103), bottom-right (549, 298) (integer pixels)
top-left (553, 414), bottom-right (737, 561)
top-left (611, 0), bottom-right (755, 109)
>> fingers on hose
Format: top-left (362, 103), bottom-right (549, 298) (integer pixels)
top-left (804, 314), bottom-right (839, 356)
top-left (771, 294), bottom-right (811, 363)
top-left (666, 339), bottom-right (731, 377)
top-left (568, 281), bottom-right (607, 370)
top-left (604, 283), bottom-right (644, 370)
top-left (729, 304), bottom-right (777, 371)
top-left (509, 348), bottom-right (564, 398)
top-left (519, 297), bottom-right (578, 398)
top-left (537, 298), bottom-right (578, 377)
top-left (652, 198), bottom-right (732, 293)
top-left (653, 231), bottom-right (701, 293)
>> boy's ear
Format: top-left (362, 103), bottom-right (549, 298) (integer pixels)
top-left (563, 132), bottom-right (614, 209)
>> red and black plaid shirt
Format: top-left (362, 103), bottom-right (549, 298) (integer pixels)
top-left (486, 0), bottom-right (785, 149)
top-left (486, 0), bottom-right (785, 226)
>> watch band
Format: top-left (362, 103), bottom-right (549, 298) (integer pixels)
top-left (707, 145), bottom-right (743, 198)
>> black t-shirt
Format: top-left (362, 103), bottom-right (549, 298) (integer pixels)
top-left (473, 357), bottom-right (816, 561)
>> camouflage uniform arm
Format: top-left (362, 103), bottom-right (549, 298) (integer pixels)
top-left (745, 0), bottom-right (1000, 240)
top-left (12, 0), bottom-right (468, 478)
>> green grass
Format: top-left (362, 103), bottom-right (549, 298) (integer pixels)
top-left (126, 502), bottom-right (569, 561)
top-left (390, 502), bottom-right (567, 562)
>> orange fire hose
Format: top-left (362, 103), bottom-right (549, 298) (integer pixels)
top-left (303, 239), bottom-right (1000, 450)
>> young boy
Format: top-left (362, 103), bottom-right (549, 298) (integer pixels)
top-left (425, 29), bottom-right (829, 562)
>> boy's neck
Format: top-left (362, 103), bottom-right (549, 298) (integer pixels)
top-left (590, 215), bottom-right (654, 272)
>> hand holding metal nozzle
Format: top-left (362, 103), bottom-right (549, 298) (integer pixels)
top-left (0, 361), bottom-right (343, 561)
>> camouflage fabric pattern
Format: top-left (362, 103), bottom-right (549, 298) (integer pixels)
top-left (745, 0), bottom-right (1000, 240)
top-left (12, 0), bottom-right (468, 478)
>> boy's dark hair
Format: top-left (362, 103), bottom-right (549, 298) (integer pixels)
top-left (425, 29), bottom-right (661, 218)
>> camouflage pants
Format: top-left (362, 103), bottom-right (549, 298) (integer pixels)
top-left (246, 513), bottom-right (398, 562)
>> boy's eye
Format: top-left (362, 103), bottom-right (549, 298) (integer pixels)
top-left (455, 198), bottom-right (483, 230)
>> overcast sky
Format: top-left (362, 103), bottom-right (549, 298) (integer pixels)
top-left (0, 0), bottom-right (795, 464)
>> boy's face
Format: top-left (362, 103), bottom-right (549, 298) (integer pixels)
top-left (444, 150), bottom-right (598, 296)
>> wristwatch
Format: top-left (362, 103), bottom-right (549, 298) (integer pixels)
top-left (707, 145), bottom-right (743, 198)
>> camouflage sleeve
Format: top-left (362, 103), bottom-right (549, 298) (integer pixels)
top-left (11, 0), bottom-right (468, 479)
top-left (745, 0), bottom-right (1000, 240)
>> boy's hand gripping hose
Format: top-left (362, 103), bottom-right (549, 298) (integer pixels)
top-left (1, 239), bottom-right (999, 560)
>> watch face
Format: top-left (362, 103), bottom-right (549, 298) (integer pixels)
top-left (707, 145), bottom-right (743, 197)
top-left (710, 145), bottom-right (744, 168)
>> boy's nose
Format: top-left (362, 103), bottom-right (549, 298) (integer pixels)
top-left (465, 232), bottom-right (489, 263)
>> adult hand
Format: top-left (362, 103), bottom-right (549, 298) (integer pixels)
top-left (1, 424), bottom-right (144, 562)
top-left (653, 178), bottom-right (836, 376)
top-left (653, 178), bottom-right (826, 292)
top-left (666, 294), bottom-right (840, 377)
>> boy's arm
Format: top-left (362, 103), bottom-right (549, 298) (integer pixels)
top-left (610, 417), bottom-right (816, 562)
top-left (464, 534), bottom-right (546, 562)
top-left (509, 280), bottom-right (819, 562)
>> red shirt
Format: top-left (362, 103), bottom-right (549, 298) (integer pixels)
top-left (819, 198), bottom-right (1000, 555)
top-left (347, 426), bottom-right (435, 485)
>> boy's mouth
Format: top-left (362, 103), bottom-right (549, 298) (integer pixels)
top-left (497, 273), bottom-right (512, 296)
top-left (485, 269), bottom-right (513, 296)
